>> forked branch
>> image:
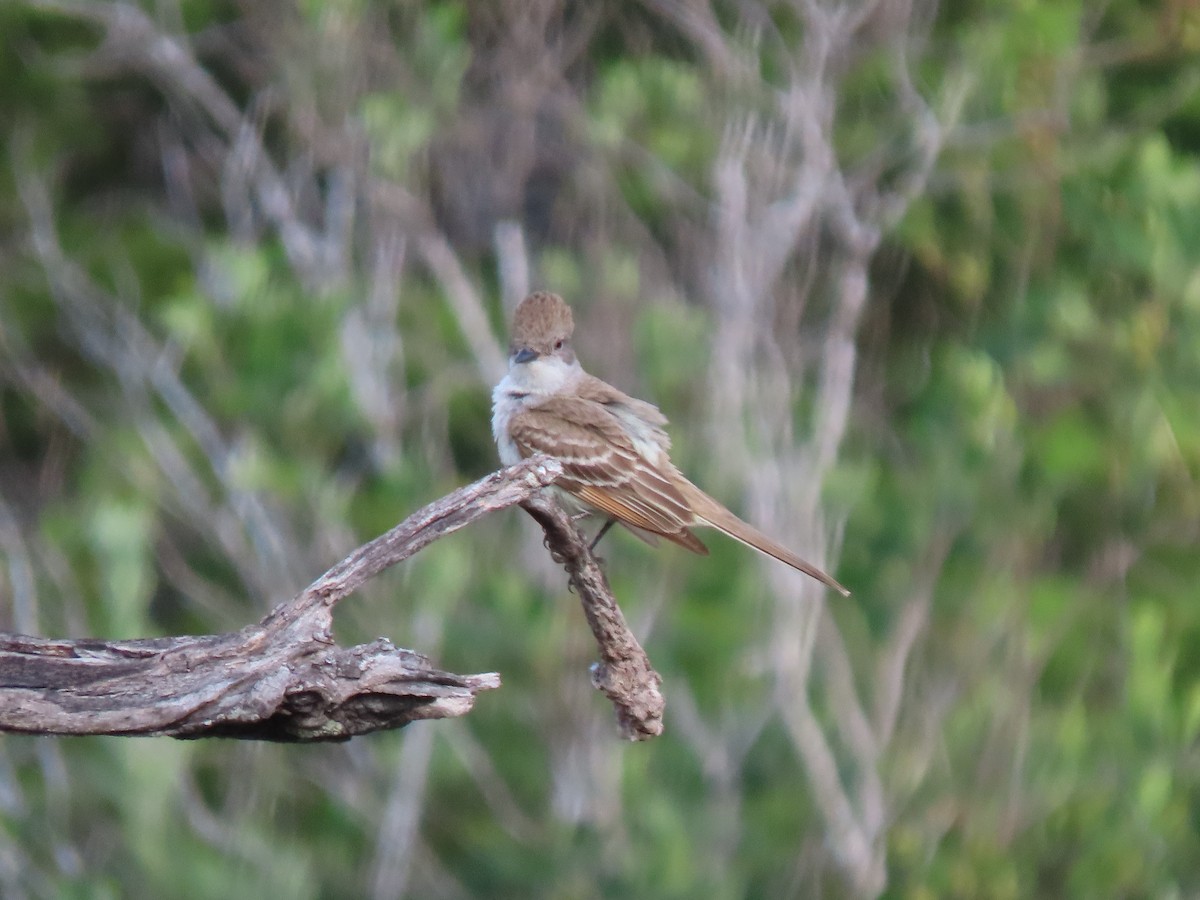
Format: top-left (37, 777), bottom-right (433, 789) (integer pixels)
top-left (0, 457), bottom-right (664, 742)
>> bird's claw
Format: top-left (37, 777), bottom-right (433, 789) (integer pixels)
top-left (589, 517), bottom-right (617, 553)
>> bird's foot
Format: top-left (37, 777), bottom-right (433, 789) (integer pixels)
top-left (589, 518), bottom-right (616, 553)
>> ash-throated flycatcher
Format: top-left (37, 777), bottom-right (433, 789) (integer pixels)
top-left (492, 291), bottom-right (849, 595)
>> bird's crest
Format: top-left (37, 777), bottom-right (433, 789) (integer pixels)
top-left (510, 291), bottom-right (575, 356)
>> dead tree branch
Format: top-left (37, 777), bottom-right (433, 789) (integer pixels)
top-left (0, 457), bottom-right (660, 742)
top-left (520, 495), bottom-right (666, 741)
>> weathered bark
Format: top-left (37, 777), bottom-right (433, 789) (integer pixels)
top-left (0, 456), bottom-right (667, 741)
top-left (521, 494), bottom-right (665, 740)
top-left (0, 631), bottom-right (499, 742)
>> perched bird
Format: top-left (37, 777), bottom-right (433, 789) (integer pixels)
top-left (491, 291), bottom-right (849, 596)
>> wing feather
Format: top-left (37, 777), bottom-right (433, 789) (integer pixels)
top-left (509, 397), bottom-right (706, 554)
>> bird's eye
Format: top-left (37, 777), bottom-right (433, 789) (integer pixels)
top-left (554, 339), bottom-right (564, 350)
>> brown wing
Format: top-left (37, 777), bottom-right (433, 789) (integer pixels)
top-left (508, 397), bottom-right (707, 554)
top-left (574, 375), bottom-right (672, 452)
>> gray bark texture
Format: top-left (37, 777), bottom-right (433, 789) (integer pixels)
top-left (0, 457), bottom-right (665, 742)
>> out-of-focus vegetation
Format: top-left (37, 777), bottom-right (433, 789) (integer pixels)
top-left (1, 1), bottom-right (1199, 897)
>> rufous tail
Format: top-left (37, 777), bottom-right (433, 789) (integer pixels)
top-left (680, 483), bottom-right (850, 596)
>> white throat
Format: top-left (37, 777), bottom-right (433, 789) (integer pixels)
top-left (491, 355), bottom-right (582, 465)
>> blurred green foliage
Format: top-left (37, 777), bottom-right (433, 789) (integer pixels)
top-left (2, 1), bottom-right (1200, 898)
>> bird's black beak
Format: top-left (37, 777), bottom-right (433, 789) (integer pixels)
top-left (513, 347), bottom-right (538, 364)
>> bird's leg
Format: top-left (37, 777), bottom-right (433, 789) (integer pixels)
top-left (589, 517), bottom-right (617, 552)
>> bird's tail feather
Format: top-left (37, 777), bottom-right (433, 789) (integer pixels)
top-left (681, 483), bottom-right (850, 596)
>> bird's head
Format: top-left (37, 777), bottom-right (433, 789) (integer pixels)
top-left (508, 291), bottom-right (576, 367)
